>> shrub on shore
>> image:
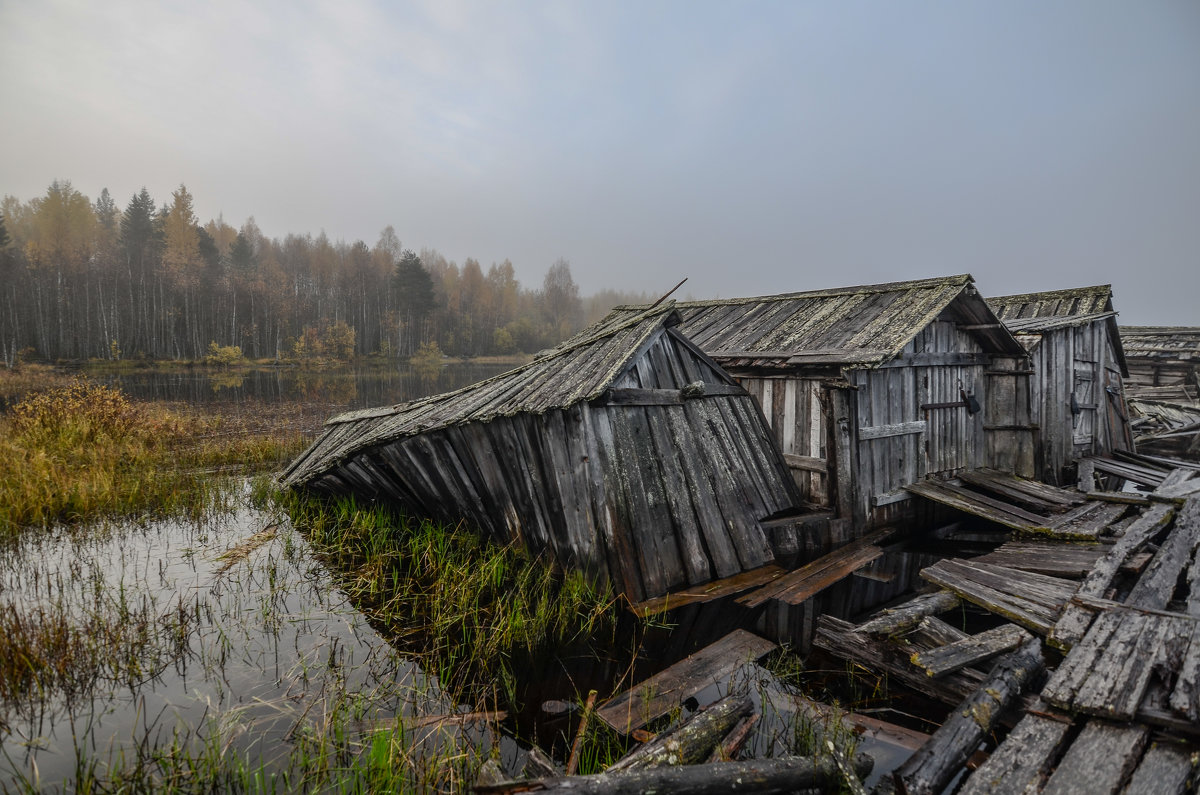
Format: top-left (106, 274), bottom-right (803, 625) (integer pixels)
top-left (0, 378), bottom-right (308, 534)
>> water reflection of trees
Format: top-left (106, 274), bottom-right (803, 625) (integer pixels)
top-left (207, 371), bottom-right (246, 392)
top-left (282, 370), bottom-right (359, 404)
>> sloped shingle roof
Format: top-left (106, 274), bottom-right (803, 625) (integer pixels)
top-left (610, 274), bottom-right (1024, 368)
top-left (280, 303), bottom-right (710, 485)
top-left (989, 285), bottom-right (1127, 375)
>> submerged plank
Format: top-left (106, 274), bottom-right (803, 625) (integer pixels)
top-left (629, 564), bottom-right (786, 618)
top-left (594, 630), bottom-right (776, 734)
top-left (737, 529), bottom-right (890, 608)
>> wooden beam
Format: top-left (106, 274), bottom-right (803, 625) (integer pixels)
top-left (911, 624), bottom-right (1032, 678)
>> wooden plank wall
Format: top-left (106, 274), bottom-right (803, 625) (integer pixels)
top-left (984, 356), bottom-right (1036, 479)
top-left (853, 321), bottom-right (988, 527)
top-left (306, 333), bottom-right (798, 603)
top-left (737, 376), bottom-right (829, 506)
top-left (1029, 323), bottom-right (1132, 485)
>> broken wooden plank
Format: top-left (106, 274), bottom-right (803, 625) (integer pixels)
top-left (1040, 720), bottom-right (1150, 795)
top-left (629, 564), bottom-right (787, 617)
top-left (814, 616), bottom-right (985, 706)
top-left (594, 630), bottom-right (776, 734)
top-left (737, 529), bottom-right (890, 608)
top-left (957, 711), bottom-right (1072, 795)
top-left (959, 467), bottom-right (1081, 512)
top-left (910, 624), bottom-right (1032, 678)
top-left (1126, 495), bottom-right (1200, 609)
top-left (1087, 490), bottom-right (1152, 506)
top-left (1045, 610), bottom-right (1195, 721)
top-left (920, 559), bottom-right (1075, 635)
top-left (973, 541), bottom-right (1104, 579)
top-left (905, 479), bottom-right (1048, 532)
top-left (1122, 739), bottom-right (1200, 795)
top-left (855, 591), bottom-right (961, 637)
top-left (1032, 500), bottom-right (1128, 542)
top-left (893, 636), bottom-right (1045, 795)
top-left (1049, 503), bottom-right (1176, 650)
top-left (1168, 616), bottom-right (1200, 721)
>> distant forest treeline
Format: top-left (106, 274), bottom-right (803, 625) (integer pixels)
top-left (0, 181), bottom-right (653, 366)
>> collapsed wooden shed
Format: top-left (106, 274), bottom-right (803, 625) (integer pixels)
top-left (1120, 327), bottom-right (1200, 460)
top-left (1120, 326), bottom-right (1200, 392)
top-left (608, 275), bottom-right (1034, 538)
top-left (280, 304), bottom-right (802, 603)
top-left (988, 285), bottom-right (1134, 485)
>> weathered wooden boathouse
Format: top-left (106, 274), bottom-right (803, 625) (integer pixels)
top-left (988, 285), bottom-right (1134, 485)
top-left (608, 275), bottom-right (1035, 538)
top-left (280, 304), bottom-right (802, 603)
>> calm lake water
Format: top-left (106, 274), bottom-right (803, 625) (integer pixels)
top-left (93, 362), bottom-right (515, 412)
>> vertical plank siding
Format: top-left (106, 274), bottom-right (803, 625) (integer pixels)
top-left (291, 322), bottom-right (797, 601)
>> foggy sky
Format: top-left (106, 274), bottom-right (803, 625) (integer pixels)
top-left (1, 1), bottom-right (1197, 324)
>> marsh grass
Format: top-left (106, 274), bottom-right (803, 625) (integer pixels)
top-left (287, 495), bottom-right (622, 709)
top-left (0, 378), bottom-right (310, 534)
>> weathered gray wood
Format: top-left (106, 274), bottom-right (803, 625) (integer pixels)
top-left (1168, 614), bottom-right (1200, 720)
top-left (908, 615), bottom-right (970, 648)
top-left (911, 624), bottom-right (1032, 678)
top-left (1126, 496), bottom-right (1200, 609)
top-left (1033, 500), bottom-right (1128, 541)
top-left (959, 467), bottom-right (1082, 511)
top-left (595, 630), bottom-right (777, 734)
top-left (474, 754), bottom-right (874, 795)
top-left (856, 591), bottom-right (962, 637)
top-left (957, 711), bottom-right (1072, 795)
top-left (607, 694), bottom-right (753, 772)
top-left (815, 616), bottom-right (985, 706)
top-left (920, 559), bottom-right (1075, 635)
top-left (1121, 739), bottom-right (1198, 795)
top-left (974, 541), bottom-right (1104, 579)
top-left (1041, 720), bottom-right (1149, 795)
top-left (1049, 503), bottom-right (1176, 650)
top-left (1069, 614), bottom-right (1178, 720)
top-left (905, 479), bottom-right (1048, 532)
top-left (893, 636), bottom-right (1045, 795)
top-left (1087, 490), bottom-right (1152, 506)
top-left (523, 747), bottom-right (560, 780)
top-left (858, 420), bottom-right (927, 440)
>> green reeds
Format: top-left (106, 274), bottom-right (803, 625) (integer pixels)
top-left (286, 494), bottom-right (621, 709)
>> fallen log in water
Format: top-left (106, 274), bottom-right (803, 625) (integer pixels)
top-left (606, 693), bottom-right (754, 772)
top-left (472, 754), bottom-right (874, 795)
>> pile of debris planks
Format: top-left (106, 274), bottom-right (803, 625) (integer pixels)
top-left (813, 468), bottom-right (1200, 794)
top-left (474, 629), bottom-right (877, 794)
top-left (1122, 325), bottom-right (1200, 461)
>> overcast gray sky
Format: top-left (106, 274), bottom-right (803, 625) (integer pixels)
top-left (2, 1), bottom-right (1197, 323)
